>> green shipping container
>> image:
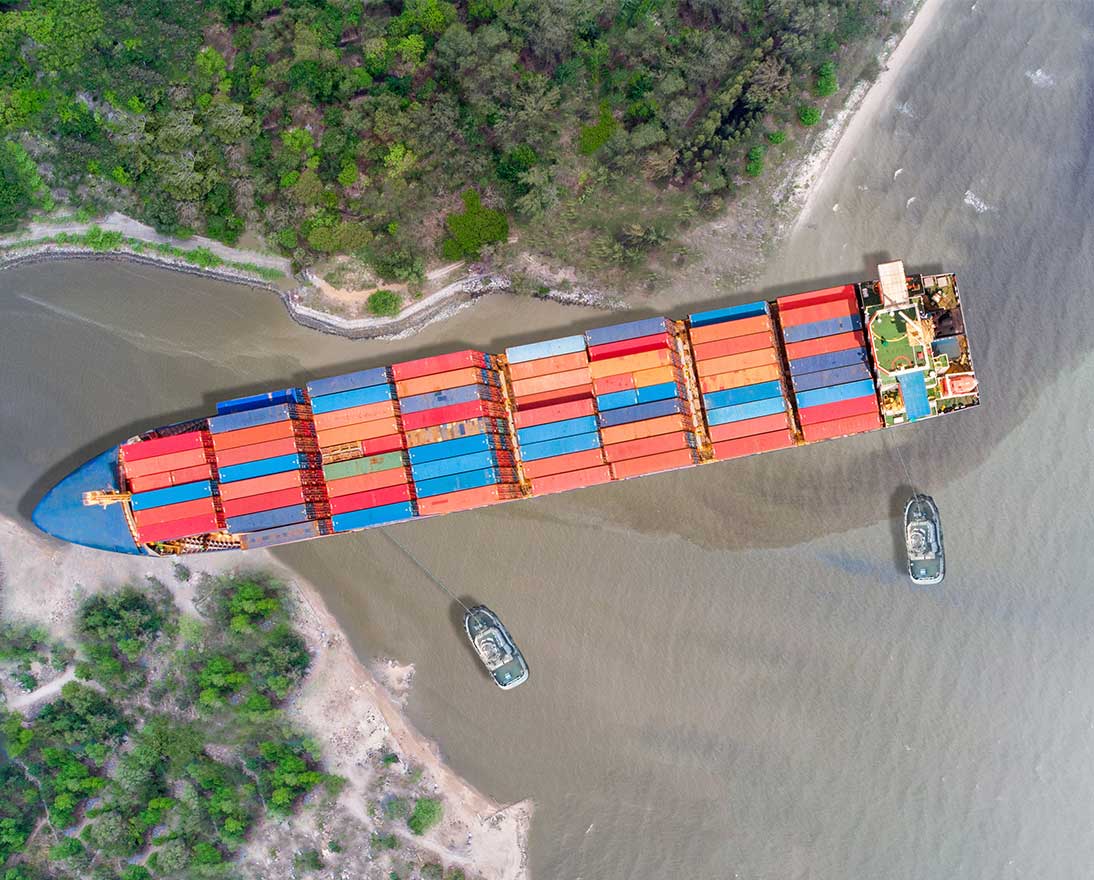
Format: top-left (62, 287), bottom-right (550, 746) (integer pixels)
top-left (323, 451), bottom-right (405, 481)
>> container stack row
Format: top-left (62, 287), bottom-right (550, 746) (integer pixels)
top-left (120, 430), bottom-right (225, 544)
top-left (306, 367), bottom-right (415, 533)
top-left (687, 301), bottom-right (795, 461)
top-left (208, 396), bottom-right (330, 539)
top-left (587, 318), bottom-right (700, 479)
top-left (775, 285), bottom-right (883, 442)
top-left (506, 335), bottom-right (610, 496)
top-left (393, 350), bottom-right (520, 516)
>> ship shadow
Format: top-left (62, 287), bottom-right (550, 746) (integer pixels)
top-left (449, 595), bottom-right (495, 685)
top-left (891, 483), bottom-right (915, 576)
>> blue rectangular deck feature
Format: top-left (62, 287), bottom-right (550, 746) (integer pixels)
top-left (519, 432), bottom-right (602, 462)
top-left (411, 449), bottom-right (505, 481)
top-left (414, 467), bottom-right (512, 498)
top-left (218, 454), bottom-right (304, 484)
top-left (505, 335), bottom-right (587, 364)
top-left (130, 480), bottom-right (214, 512)
top-left (791, 363), bottom-right (872, 392)
top-left (595, 389), bottom-right (638, 411)
top-left (596, 398), bottom-right (685, 429)
top-left (217, 389), bottom-right (305, 415)
top-left (398, 384), bottom-right (495, 414)
top-left (585, 317), bottom-right (671, 347)
top-left (688, 300), bottom-right (769, 327)
top-left (306, 367), bottom-right (392, 398)
top-left (332, 501), bottom-right (417, 532)
top-left (517, 415), bottom-right (599, 446)
top-left (635, 381), bottom-right (679, 404)
top-left (703, 380), bottom-right (783, 410)
top-left (310, 383), bottom-right (394, 414)
top-left (788, 347), bottom-right (869, 376)
top-left (407, 433), bottom-right (507, 464)
top-left (897, 371), bottom-right (932, 421)
top-left (781, 314), bottom-right (863, 343)
top-left (208, 403), bottom-right (295, 434)
top-left (796, 379), bottom-right (877, 409)
top-left (706, 397), bottom-right (787, 426)
top-left (227, 504), bottom-right (310, 534)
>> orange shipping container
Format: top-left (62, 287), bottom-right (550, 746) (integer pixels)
top-left (603, 430), bottom-right (693, 463)
top-left (325, 467), bottom-right (411, 497)
top-left (530, 465), bottom-right (612, 495)
top-left (600, 414), bottom-right (688, 445)
top-left (610, 448), bottom-right (697, 480)
top-left (417, 485), bottom-right (521, 516)
top-left (588, 348), bottom-right (678, 379)
top-left (507, 351), bottom-right (589, 382)
top-left (312, 400), bottom-right (397, 431)
top-left (631, 364), bottom-right (683, 389)
top-left (712, 430), bottom-right (795, 461)
top-left (698, 364), bottom-right (783, 392)
top-left (520, 447), bottom-right (606, 479)
top-left (127, 463), bottom-right (213, 494)
top-left (211, 419), bottom-right (297, 451)
top-left (692, 332), bottom-right (773, 362)
top-left (510, 366), bottom-right (591, 399)
top-left (707, 412), bottom-right (789, 442)
top-left (217, 470), bottom-right (304, 502)
top-left (695, 348), bottom-right (779, 378)
top-left (688, 314), bottom-right (771, 344)
top-left (315, 417), bottom-right (401, 448)
top-left (395, 367), bottom-right (494, 398)
top-left (122, 447), bottom-right (209, 479)
top-left (214, 436), bottom-right (301, 468)
top-left (133, 496), bottom-right (218, 528)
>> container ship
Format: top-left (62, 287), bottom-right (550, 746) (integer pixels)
top-left (32, 261), bottom-right (980, 556)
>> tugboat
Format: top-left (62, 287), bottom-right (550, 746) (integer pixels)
top-left (464, 606), bottom-right (529, 690)
top-left (905, 493), bottom-right (945, 585)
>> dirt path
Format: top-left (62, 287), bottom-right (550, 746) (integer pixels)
top-left (5, 666), bottom-right (76, 710)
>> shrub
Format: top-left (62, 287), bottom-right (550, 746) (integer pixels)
top-left (745, 145), bottom-right (765, 177)
top-left (578, 102), bottom-right (618, 155)
top-left (383, 797), bottom-right (408, 820)
top-left (814, 61), bottom-right (838, 97)
top-left (294, 848), bottom-right (323, 871)
top-left (407, 798), bottom-right (442, 835)
top-left (798, 104), bottom-right (821, 126)
top-left (766, 130), bottom-right (786, 144)
top-left (442, 190), bottom-right (508, 260)
top-left (337, 162), bottom-right (359, 187)
top-left (370, 832), bottom-right (398, 850)
top-left (367, 289), bottom-right (401, 317)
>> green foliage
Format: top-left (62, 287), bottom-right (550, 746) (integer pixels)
top-left (814, 61), bottom-right (839, 97)
top-left (251, 740), bottom-right (325, 814)
top-left (381, 752), bottom-right (399, 765)
top-left (745, 145), bottom-right (765, 177)
top-left (407, 797), bottom-right (442, 835)
top-left (371, 832), bottom-right (398, 850)
top-left (383, 796), bottom-right (408, 820)
top-left (337, 162), bottom-right (359, 188)
top-left (0, 621), bottom-right (49, 664)
top-left (421, 865), bottom-right (443, 880)
top-left (367, 289), bottom-right (401, 317)
top-left (578, 103), bottom-right (619, 155)
top-left (0, 141), bottom-right (50, 231)
top-left (77, 586), bottom-right (167, 684)
top-left (294, 848), bottom-right (323, 871)
top-left (797, 104), bottom-right (822, 126)
top-left (0, 762), bottom-right (41, 861)
top-left (766, 130), bottom-right (787, 144)
top-left (442, 190), bottom-right (508, 261)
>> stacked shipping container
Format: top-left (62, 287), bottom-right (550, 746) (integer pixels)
top-left (586, 318), bottom-right (700, 479)
top-left (505, 335), bottom-right (610, 495)
top-left (393, 350), bottom-right (520, 516)
top-left (687, 301), bottom-right (795, 461)
top-left (120, 430), bottom-right (225, 544)
top-left (775, 285), bottom-right (883, 442)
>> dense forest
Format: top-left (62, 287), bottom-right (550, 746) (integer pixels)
top-left (0, 0), bottom-right (884, 283)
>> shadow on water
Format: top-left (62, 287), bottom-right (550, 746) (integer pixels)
top-left (890, 483), bottom-right (915, 576)
top-left (449, 595), bottom-right (494, 685)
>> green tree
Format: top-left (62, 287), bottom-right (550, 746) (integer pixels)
top-left (367, 289), bottom-right (401, 317)
top-left (442, 190), bottom-right (508, 260)
top-left (798, 104), bottom-right (822, 126)
top-left (407, 798), bottom-right (442, 835)
top-left (814, 61), bottom-right (838, 97)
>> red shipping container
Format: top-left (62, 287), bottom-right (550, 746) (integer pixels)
top-left (600, 414), bottom-right (688, 445)
top-left (133, 496), bottom-right (217, 528)
top-left (325, 468), bottom-right (411, 497)
top-left (610, 448), bottom-right (697, 480)
top-left (530, 465), bottom-right (612, 495)
top-left (776, 283), bottom-right (857, 311)
top-left (696, 348), bottom-right (779, 378)
top-left (360, 433), bottom-right (407, 456)
top-left (508, 351), bottom-right (589, 382)
top-left (416, 484), bottom-right (521, 516)
top-left (691, 331), bottom-right (772, 361)
top-left (591, 373), bottom-right (635, 396)
top-left (215, 436), bottom-right (300, 468)
top-left (712, 430), bottom-right (795, 461)
top-left (515, 385), bottom-right (594, 411)
top-left (221, 487), bottom-right (308, 519)
top-left (688, 315), bottom-right (771, 344)
top-left (588, 348), bottom-right (678, 379)
top-left (316, 417), bottom-right (402, 447)
top-left (392, 349), bottom-right (487, 382)
top-left (603, 430), bottom-right (693, 463)
top-left (212, 419), bottom-right (298, 451)
top-left (218, 470), bottom-right (304, 502)
top-left (122, 447), bottom-right (209, 479)
top-left (510, 366), bottom-right (591, 399)
top-left (120, 431), bottom-right (206, 463)
top-left (136, 514), bottom-right (220, 544)
top-left (802, 412), bottom-right (882, 442)
top-left (798, 395), bottom-right (879, 426)
top-left (514, 398), bottom-right (596, 429)
top-left (520, 448), bottom-right (606, 479)
top-left (707, 412), bottom-right (789, 442)
top-left (400, 400), bottom-right (507, 431)
top-left (783, 330), bottom-right (866, 361)
top-left (330, 483), bottom-right (413, 515)
top-left (587, 333), bottom-right (673, 362)
top-left (395, 366), bottom-right (496, 398)
top-left (127, 463), bottom-right (213, 494)
top-left (312, 401), bottom-right (397, 431)
top-left (699, 364), bottom-right (783, 392)
top-left (778, 296), bottom-right (858, 328)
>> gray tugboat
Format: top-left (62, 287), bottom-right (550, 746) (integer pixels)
top-left (905, 493), bottom-right (944, 585)
top-left (464, 606), bottom-right (529, 690)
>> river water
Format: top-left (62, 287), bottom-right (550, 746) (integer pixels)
top-left (3, 0), bottom-right (1094, 877)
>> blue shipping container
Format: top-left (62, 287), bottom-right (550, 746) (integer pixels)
top-left (585, 317), bottom-right (671, 347)
top-left (635, 381), bottom-right (680, 404)
top-left (407, 432), bottom-right (507, 464)
top-left (788, 347), bottom-right (869, 377)
top-left (795, 378), bottom-right (877, 409)
top-left (218, 454), bottom-right (304, 484)
top-left (505, 335), bottom-right (587, 365)
top-left (306, 367), bottom-right (392, 399)
top-left (516, 415), bottom-right (599, 446)
top-left (217, 388), bottom-right (305, 415)
top-left (414, 467), bottom-right (512, 498)
top-left (519, 432), bottom-right (602, 462)
top-left (239, 520), bottom-right (322, 549)
top-left (688, 300), bottom-right (769, 327)
top-left (399, 384), bottom-right (496, 414)
top-left (781, 314), bottom-right (862, 344)
top-left (791, 362), bottom-right (872, 392)
top-left (706, 397), bottom-right (787, 426)
top-left (208, 403), bottom-right (296, 434)
top-left (596, 389), bottom-right (639, 411)
top-left (411, 449), bottom-right (504, 481)
top-left (226, 504), bottom-right (311, 534)
top-left (596, 398), bottom-right (685, 429)
top-left (332, 501), bottom-right (417, 533)
top-left (703, 380), bottom-right (783, 410)
top-left (310, 383), bottom-right (394, 415)
top-left (130, 480), bottom-right (213, 512)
